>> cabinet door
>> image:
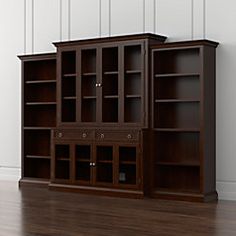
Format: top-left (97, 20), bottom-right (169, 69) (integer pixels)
top-left (122, 42), bottom-right (145, 125)
top-left (93, 144), bottom-right (114, 186)
top-left (117, 144), bottom-right (141, 189)
top-left (79, 47), bottom-right (100, 123)
top-left (59, 48), bottom-right (77, 124)
top-left (52, 142), bottom-right (73, 183)
top-left (100, 45), bottom-right (120, 123)
top-left (74, 143), bottom-right (93, 185)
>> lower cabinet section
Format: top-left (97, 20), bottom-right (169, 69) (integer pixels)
top-left (50, 129), bottom-right (143, 198)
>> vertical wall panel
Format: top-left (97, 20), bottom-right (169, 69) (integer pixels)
top-left (193, 0), bottom-right (204, 39)
top-left (70, 0), bottom-right (99, 40)
top-left (25, 0), bottom-right (33, 53)
top-left (111, 0), bottom-right (143, 36)
top-left (101, 0), bottom-right (109, 37)
top-left (145, 0), bottom-right (155, 33)
top-left (0, 0), bottom-right (24, 168)
top-left (34, 0), bottom-right (60, 53)
top-left (207, 0), bottom-right (236, 185)
top-left (61, 0), bottom-right (69, 41)
top-left (156, 0), bottom-right (192, 41)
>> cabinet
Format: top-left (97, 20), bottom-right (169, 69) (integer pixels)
top-left (19, 53), bottom-right (56, 186)
top-left (50, 129), bottom-right (142, 197)
top-left (56, 35), bottom-right (165, 127)
top-left (19, 34), bottom-right (218, 202)
top-left (151, 40), bottom-right (218, 201)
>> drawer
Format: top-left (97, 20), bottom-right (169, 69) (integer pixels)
top-left (95, 130), bottom-right (139, 142)
top-left (53, 129), bottom-right (94, 140)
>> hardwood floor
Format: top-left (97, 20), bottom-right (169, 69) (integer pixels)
top-left (0, 181), bottom-right (236, 236)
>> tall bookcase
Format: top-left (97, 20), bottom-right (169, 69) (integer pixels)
top-left (19, 53), bottom-right (56, 186)
top-left (19, 35), bottom-right (218, 202)
top-left (151, 40), bottom-right (218, 201)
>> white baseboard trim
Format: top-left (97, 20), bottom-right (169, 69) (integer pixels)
top-left (0, 166), bottom-right (21, 181)
top-left (217, 181), bottom-right (236, 201)
top-left (0, 167), bottom-right (235, 201)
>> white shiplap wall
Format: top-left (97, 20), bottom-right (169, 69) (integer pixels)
top-left (1, 0), bottom-right (236, 200)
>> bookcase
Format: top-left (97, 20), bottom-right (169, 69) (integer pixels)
top-left (19, 53), bottom-right (56, 186)
top-left (151, 40), bottom-right (218, 201)
top-left (19, 34), bottom-right (218, 202)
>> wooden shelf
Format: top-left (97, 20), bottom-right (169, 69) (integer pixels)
top-left (98, 160), bottom-right (113, 164)
top-left (156, 161), bottom-right (200, 167)
top-left (82, 72), bottom-right (96, 76)
top-left (25, 102), bottom-right (56, 105)
top-left (63, 73), bottom-right (76, 77)
top-left (82, 96), bottom-right (96, 99)
top-left (125, 95), bottom-right (141, 98)
top-left (155, 73), bottom-right (199, 78)
top-left (155, 99), bottom-right (200, 103)
top-left (57, 158), bottom-right (70, 161)
top-left (103, 71), bottom-right (118, 75)
top-left (154, 187), bottom-right (200, 195)
top-left (126, 70), bottom-right (141, 74)
top-left (63, 96), bottom-right (77, 100)
top-left (26, 155), bottom-right (51, 160)
top-left (120, 161), bottom-right (136, 165)
top-left (104, 95), bottom-right (119, 99)
top-left (25, 80), bottom-right (56, 84)
top-left (24, 127), bottom-right (55, 130)
top-left (153, 128), bottom-right (200, 132)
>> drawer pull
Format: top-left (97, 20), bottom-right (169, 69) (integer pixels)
top-left (127, 134), bottom-right (132, 139)
top-left (58, 132), bottom-right (63, 138)
top-left (82, 133), bottom-right (87, 138)
top-left (92, 162), bottom-right (96, 167)
top-left (100, 133), bottom-right (104, 139)
top-left (89, 162), bottom-right (93, 166)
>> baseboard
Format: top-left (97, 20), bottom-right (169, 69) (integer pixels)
top-left (216, 181), bottom-right (236, 201)
top-left (0, 168), bottom-right (235, 201)
top-left (0, 166), bottom-right (21, 181)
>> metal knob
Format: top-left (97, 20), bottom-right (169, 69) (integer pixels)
top-left (58, 132), bottom-right (63, 138)
top-left (92, 163), bottom-right (96, 167)
top-left (96, 83), bottom-right (99, 87)
top-left (89, 162), bottom-right (93, 166)
top-left (100, 133), bottom-right (104, 139)
top-left (82, 133), bottom-right (87, 138)
top-left (127, 134), bottom-right (132, 139)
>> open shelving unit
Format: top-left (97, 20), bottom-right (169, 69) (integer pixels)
top-left (20, 34), bottom-right (218, 202)
top-left (151, 40), bottom-right (218, 201)
top-left (152, 47), bottom-right (201, 196)
top-left (19, 53), bottom-right (56, 185)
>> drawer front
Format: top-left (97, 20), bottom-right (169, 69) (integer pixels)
top-left (53, 129), bottom-right (94, 140)
top-left (95, 130), bottom-right (139, 142)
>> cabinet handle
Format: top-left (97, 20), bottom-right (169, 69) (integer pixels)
top-left (89, 162), bottom-right (93, 166)
top-left (127, 134), bottom-right (132, 139)
top-left (58, 132), bottom-right (63, 138)
top-left (95, 83), bottom-right (99, 87)
top-left (92, 163), bottom-right (96, 167)
top-left (100, 133), bottom-right (104, 139)
top-left (82, 133), bottom-right (87, 138)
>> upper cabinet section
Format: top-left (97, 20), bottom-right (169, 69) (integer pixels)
top-left (55, 33), bottom-right (166, 128)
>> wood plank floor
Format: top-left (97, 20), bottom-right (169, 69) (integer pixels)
top-left (0, 181), bottom-right (236, 236)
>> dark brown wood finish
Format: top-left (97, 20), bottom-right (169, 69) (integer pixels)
top-left (18, 53), bottom-right (56, 186)
top-left (19, 35), bottom-right (218, 202)
top-left (2, 181), bottom-right (236, 236)
top-left (151, 40), bottom-right (218, 202)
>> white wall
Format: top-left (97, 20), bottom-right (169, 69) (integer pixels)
top-left (0, 0), bottom-right (24, 180)
top-left (1, 0), bottom-right (236, 200)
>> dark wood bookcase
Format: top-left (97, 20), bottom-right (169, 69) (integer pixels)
top-left (19, 53), bottom-right (56, 186)
top-left (19, 34), bottom-right (218, 202)
top-left (151, 40), bottom-right (218, 201)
